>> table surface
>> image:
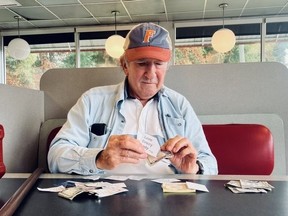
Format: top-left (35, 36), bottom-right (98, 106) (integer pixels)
top-left (1, 174), bottom-right (288, 216)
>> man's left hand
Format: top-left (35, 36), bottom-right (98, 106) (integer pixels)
top-left (161, 135), bottom-right (199, 174)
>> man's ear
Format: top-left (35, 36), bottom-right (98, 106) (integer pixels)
top-left (120, 56), bottom-right (129, 75)
top-left (123, 65), bottom-right (129, 76)
top-left (122, 61), bottom-right (128, 70)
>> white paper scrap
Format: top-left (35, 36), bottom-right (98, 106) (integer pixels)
top-left (152, 178), bottom-right (181, 184)
top-left (104, 175), bottom-right (129, 181)
top-left (82, 175), bottom-right (101, 181)
top-left (186, 182), bottom-right (209, 192)
top-left (37, 185), bottom-right (66, 193)
top-left (85, 181), bottom-right (113, 187)
top-left (139, 133), bottom-right (160, 157)
top-left (94, 187), bottom-right (128, 198)
top-left (128, 175), bottom-right (145, 181)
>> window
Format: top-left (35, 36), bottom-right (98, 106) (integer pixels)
top-left (266, 22), bottom-right (288, 67)
top-left (175, 23), bottom-right (261, 65)
top-left (78, 30), bottom-right (128, 68)
top-left (4, 30), bottom-right (129, 90)
top-left (4, 33), bottom-right (75, 90)
top-left (4, 19), bottom-right (288, 90)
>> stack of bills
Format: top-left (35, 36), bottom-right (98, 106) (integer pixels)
top-left (162, 182), bottom-right (196, 193)
top-left (38, 181), bottom-right (128, 200)
top-left (161, 181), bottom-right (209, 193)
top-left (225, 180), bottom-right (274, 193)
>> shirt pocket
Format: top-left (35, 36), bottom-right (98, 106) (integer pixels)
top-left (166, 116), bottom-right (185, 135)
top-left (88, 132), bottom-right (110, 148)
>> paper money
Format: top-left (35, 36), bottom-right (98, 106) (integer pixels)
top-left (55, 181), bottom-right (128, 200)
top-left (147, 151), bottom-right (173, 165)
top-left (225, 180), bottom-right (274, 194)
top-left (58, 187), bottom-right (84, 200)
top-left (162, 182), bottom-right (196, 193)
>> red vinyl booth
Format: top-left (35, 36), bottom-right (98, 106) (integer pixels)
top-left (46, 124), bottom-right (274, 175)
top-left (202, 124), bottom-right (274, 175)
top-left (0, 124), bottom-right (6, 178)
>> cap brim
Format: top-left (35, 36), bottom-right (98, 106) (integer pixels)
top-left (125, 47), bottom-right (171, 62)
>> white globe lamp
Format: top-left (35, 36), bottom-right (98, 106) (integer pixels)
top-left (211, 28), bottom-right (236, 53)
top-left (211, 3), bottom-right (236, 53)
top-left (105, 11), bottom-right (125, 59)
top-left (7, 16), bottom-right (30, 60)
top-left (8, 38), bottom-right (31, 60)
top-left (105, 34), bottom-right (125, 58)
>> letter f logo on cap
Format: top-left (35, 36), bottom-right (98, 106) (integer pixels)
top-left (143, 29), bottom-right (156, 43)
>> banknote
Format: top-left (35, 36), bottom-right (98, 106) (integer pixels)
top-left (162, 182), bottom-right (196, 193)
top-left (147, 151), bottom-right (173, 165)
top-left (225, 180), bottom-right (274, 193)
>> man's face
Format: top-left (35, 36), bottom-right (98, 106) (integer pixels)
top-left (123, 58), bottom-right (169, 101)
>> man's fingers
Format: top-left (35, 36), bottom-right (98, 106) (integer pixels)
top-left (111, 135), bottom-right (146, 154)
top-left (121, 148), bottom-right (147, 160)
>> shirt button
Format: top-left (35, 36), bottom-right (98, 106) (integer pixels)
top-left (178, 123), bottom-right (182, 126)
top-left (121, 120), bottom-right (125, 123)
top-left (89, 169), bottom-right (93, 173)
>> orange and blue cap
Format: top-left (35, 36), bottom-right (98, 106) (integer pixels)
top-left (123, 23), bottom-right (172, 62)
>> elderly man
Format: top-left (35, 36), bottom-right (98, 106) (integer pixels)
top-left (48, 23), bottom-right (218, 175)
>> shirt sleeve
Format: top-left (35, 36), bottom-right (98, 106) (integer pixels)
top-left (47, 93), bottom-right (105, 175)
top-left (160, 89), bottom-right (218, 175)
top-left (48, 143), bottom-right (104, 175)
top-left (185, 106), bottom-right (218, 175)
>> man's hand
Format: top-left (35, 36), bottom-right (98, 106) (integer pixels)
top-left (161, 135), bottom-right (199, 174)
top-left (96, 135), bottom-right (147, 170)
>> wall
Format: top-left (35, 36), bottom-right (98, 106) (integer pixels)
top-left (0, 84), bottom-right (44, 172)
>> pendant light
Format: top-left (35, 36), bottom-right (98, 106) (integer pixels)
top-left (7, 16), bottom-right (30, 60)
top-left (211, 3), bottom-right (236, 53)
top-left (105, 11), bottom-right (125, 59)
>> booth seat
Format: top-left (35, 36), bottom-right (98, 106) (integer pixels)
top-left (39, 120), bottom-right (274, 175)
top-left (0, 124), bottom-right (6, 178)
top-left (202, 124), bottom-right (274, 175)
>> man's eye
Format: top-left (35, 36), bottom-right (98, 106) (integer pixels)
top-left (137, 62), bottom-right (147, 66)
top-left (134, 61), bottom-right (165, 67)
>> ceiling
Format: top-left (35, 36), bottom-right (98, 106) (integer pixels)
top-left (1, 0), bottom-right (288, 31)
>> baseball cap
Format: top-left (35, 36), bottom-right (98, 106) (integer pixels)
top-left (123, 23), bottom-right (172, 62)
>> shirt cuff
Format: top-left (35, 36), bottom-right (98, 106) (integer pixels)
top-left (80, 148), bottom-right (104, 175)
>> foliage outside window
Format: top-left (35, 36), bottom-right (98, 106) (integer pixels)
top-left (5, 47), bottom-right (75, 90)
top-left (175, 23), bottom-right (261, 65)
top-left (175, 42), bottom-right (261, 65)
top-left (265, 22), bottom-right (288, 67)
top-left (5, 44), bottom-right (120, 90)
top-left (79, 38), bottom-right (120, 68)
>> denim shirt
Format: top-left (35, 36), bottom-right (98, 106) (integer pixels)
top-left (48, 80), bottom-right (218, 175)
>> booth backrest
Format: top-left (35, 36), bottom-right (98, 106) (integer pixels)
top-left (42, 122), bottom-right (274, 175)
top-left (202, 124), bottom-right (274, 175)
top-left (37, 63), bottom-right (287, 175)
top-left (0, 124), bottom-right (6, 178)
top-left (1, 62), bottom-right (286, 174)
top-left (38, 118), bottom-right (66, 172)
top-left (40, 126), bottom-right (62, 172)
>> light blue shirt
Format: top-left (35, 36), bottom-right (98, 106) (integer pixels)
top-left (48, 80), bottom-right (218, 175)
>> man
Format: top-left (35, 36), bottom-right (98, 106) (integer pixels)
top-left (48, 23), bottom-right (218, 175)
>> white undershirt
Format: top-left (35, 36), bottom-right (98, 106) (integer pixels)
top-left (122, 98), bottom-right (163, 137)
top-left (106, 98), bottom-right (174, 174)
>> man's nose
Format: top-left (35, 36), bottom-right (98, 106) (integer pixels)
top-left (145, 62), bottom-right (157, 78)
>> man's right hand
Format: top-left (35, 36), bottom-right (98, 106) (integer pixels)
top-left (95, 135), bottom-right (147, 170)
